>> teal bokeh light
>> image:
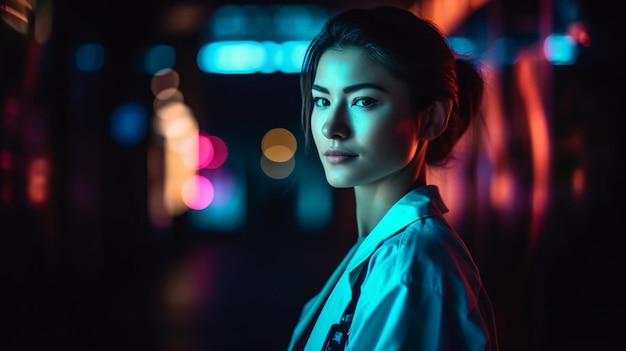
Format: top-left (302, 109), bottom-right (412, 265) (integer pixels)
top-left (544, 34), bottom-right (577, 65)
top-left (188, 166), bottom-right (247, 232)
top-left (447, 36), bottom-right (477, 57)
top-left (296, 164), bottom-right (332, 231)
top-left (144, 44), bottom-right (176, 75)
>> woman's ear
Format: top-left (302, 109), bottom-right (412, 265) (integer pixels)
top-left (418, 99), bottom-right (452, 141)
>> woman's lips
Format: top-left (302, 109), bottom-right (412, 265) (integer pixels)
top-left (323, 150), bottom-right (358, 164)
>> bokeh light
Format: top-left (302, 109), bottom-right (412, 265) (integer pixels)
top-left (151, 68), bottom-right (180, 96)
top-left (75, 43), bottom-right (104, 71)
top-left (447, 36), bottom-right (477, 56)
top-left (110, 101), bottom-right (148, 146)
top-left (188, 167), bottom-right (246, 232)
top-left (260, 154), bottom-right (295, 179)
top-left (180, 134), bottom-right (216, 170)
top-left (296, 167), bottom-right (332, 231)
top-left (153, 88), bottom-right (184, 111)
top-left (261, 127), bottom-right (296, 162)
top-left (543, 34), bottom-right (578, 65)
top-left (182, 175), bottom-right (214, 210)
top-left (197, 41), bottom-right (267, 74)
top-left (144, 44), bottom-right (176, 75)
top-left (197, 40), bottom-right (310, 74)
top-left (26, 156), bottom-right (50, 206)
top-left (205, 135), bottom-right (227, 169)
top-left (155, 102), bottom-right (198, 149)
top-left (197, 134), bottom-right (215, 169)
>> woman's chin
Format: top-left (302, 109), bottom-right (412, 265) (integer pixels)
top-left (325, 177), bottom-right (354, 189)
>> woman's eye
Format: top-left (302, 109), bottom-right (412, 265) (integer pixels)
top-left (313, 97), bottom-right (330, 107)
top-left (353, 97), bottom-right (378, 108)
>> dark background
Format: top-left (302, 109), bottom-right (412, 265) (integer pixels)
top-left (1, 0), bottom-right (620, 350)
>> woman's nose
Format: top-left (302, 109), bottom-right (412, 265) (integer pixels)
top-left (321, 107), bottom-right (350, 139)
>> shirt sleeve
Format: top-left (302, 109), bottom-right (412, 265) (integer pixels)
top-left (346, 280), bottom-right (490, 351)
top-left (344, 223), bottom-right (493, 351)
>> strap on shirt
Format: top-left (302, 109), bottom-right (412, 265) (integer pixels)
top-left (293, 257), bottom-right (371, 351)
top-left (339, 257), bottom-right (370, 327)
top-left (319, 257), bottom-right (371, 351)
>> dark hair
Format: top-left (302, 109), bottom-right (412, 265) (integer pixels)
top-left (300, 5), bottom-right (484, 166)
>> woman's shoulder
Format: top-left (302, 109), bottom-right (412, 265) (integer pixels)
top-left (372, 216), bottom-right (479, 288)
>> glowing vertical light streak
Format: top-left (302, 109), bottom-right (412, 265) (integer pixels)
top-left (515, 52), bottom-right (551, 249)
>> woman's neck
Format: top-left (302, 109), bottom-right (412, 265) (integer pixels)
top-left (353, 162), bottom-right (427, 238)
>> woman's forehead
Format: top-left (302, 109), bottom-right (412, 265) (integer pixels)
top-left (314, 47), bottom-right (395, 88)
top-left (313, 47), bottom-right (405, 92)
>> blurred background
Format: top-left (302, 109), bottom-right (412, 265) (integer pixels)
top-left (0, 0), bottom-right (620, 350)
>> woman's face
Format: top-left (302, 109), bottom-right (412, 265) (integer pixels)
top-left (311, 47), bottom-right (420, 189)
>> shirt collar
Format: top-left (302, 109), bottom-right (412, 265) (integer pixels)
top-left (347, 185), bottom-right (449, 272)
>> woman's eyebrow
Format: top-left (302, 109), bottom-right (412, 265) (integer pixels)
top-left (312, 83), bottom-right (388, 94)
top-left (312, 84), bottom-right (329, 93)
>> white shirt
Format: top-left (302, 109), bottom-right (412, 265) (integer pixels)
top-left (288, 185), bottom-right (498, 351)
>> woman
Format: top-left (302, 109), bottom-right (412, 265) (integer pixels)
top-left (287, 5), bottom-right (498, 351)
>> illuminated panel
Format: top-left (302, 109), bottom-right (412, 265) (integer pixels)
top-left (197, 41), bottom-right (266, 74)
top-left (198, 4), bottom-right (329, 74)
top-left (260, 41), bottom-right (282, 73)
top-left (206, 4), bottom-right (328, 41)
top-left (197, 40), bottom-right (310, 74)
top-left (278, 41), bottom-right (310, 73)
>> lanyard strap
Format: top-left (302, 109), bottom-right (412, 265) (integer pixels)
top-left (339, 257), bottom-right (370, 327)
top-left (321, 258), bottom-right (371, 351)
top-left (294, 257), bottom-right (371, 351)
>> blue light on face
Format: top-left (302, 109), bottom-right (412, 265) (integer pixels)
top-left (110, 102), bottom-right (148, 147)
